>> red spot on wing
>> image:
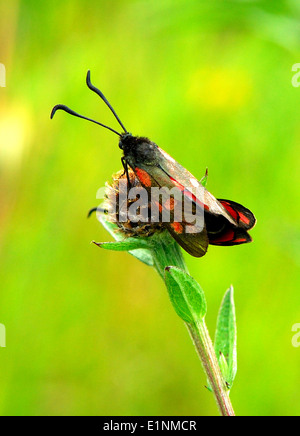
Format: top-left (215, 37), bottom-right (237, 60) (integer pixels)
top-left (219, 200), bottom-right (253, 227)
top-left (169, 176), bottom-right (184, 190)
top-left (169, 176), bottom-right (209, 211)
top-left (238, 212), bottom-right (251, 225)
top-left (209, 227), bottom-right (251, 246)
top-left (171, 222), bottom-right (183, 234)
top-left (135, 168), bottom-right (152, 187)
top-left (219, 201), bottom-right (238, 221)
top-left (164, 198), bottom-right (175, 211)
top-left (155, 201), bottom-right (163, 213)
top-left (233, 237), bottom-right (248, 243)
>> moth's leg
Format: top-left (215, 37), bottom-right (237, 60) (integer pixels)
top-left (121, 157), bottom-right (132, 188)
top-left (87, 207), bottom-right (108, 218)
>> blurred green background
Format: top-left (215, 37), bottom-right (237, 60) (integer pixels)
top-left (1, 0), bottom-right (300, 416)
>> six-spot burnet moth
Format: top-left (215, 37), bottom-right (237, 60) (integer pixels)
top-left (51, 71), bottom-right (256, 257)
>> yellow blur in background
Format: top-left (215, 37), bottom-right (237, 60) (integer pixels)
top-left (1, 0), bottom-right (300, 416)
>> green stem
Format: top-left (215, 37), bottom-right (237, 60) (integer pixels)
top-left (149, 231), bottom-right (235, 417)
top-left (187, 322), bottom-right (235, 416)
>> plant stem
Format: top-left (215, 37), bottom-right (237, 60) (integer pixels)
top-left (187, 322), bottom-right (235, 416)
top-left (149, 231), bottom-right (235, 417)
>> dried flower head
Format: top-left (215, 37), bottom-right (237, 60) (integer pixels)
top-left (103, 168), bottom-right (164, 238)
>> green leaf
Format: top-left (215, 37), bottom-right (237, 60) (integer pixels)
top-left (214, 286), bottom-right (237, 389)
top-left (99, 215), bottom-right (154, 266)
top-left (218, 352), bottom-right (229, 383)
top-left (164, 266), bottom-right (207, 324)
top-left (99, 215), bottom-right (123, 240)
top-left (128, 248), bottom-right (154, 266)
top-left (200, 168), bottom-right (208, 187)
top-left (93, 240), bottom-right (149, 251)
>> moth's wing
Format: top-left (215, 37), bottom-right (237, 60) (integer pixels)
top-left (129, 149), bottom-right (255, 252)
top-left (204, 201), bottom-right (254, 246)
top-left (209, 226), bottom-right (252, 246)
top-left (165, 221), bottom-right (209, 258)
top-left (217, 199), bottom-right (256, 230)
top-left (154, 148), bottom-right (237, 226)
top-left (163, 192), bottom-right (209, 258)
top-left (132, 160), bottom-right (209, 257)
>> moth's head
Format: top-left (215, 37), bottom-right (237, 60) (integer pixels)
top-left (118, 132), bottom-right (133, 151)
top-left (119, 133), bottom-right (149, 152)
top-left (119, 133), bottom-right (156, 162)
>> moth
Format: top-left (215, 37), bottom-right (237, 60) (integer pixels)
top-left (51, 71), bottom-right (256, 257)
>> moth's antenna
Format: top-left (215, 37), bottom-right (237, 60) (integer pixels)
top-left (86, 70), bottom-right (128, 134)
top-left (50, 104), bottom-right (122, 137)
